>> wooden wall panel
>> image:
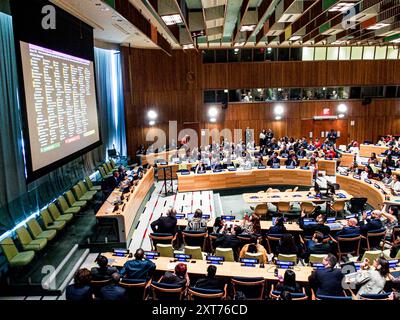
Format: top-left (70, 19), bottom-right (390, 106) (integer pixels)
top-left (121, 48), bottom-right (400, 156)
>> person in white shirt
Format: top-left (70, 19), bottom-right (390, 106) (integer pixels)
top-left (390, 174), bottom-right (400, 195)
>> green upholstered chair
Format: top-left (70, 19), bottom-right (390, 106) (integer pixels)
top-left (40, 209), bottom-right (66, 231)
top-left (156, 244), bottom-right (174, 258)
top-left (85, 176), bottom-right (101, 192)
top-left (99, 167), bottom-right (112, 180)
top-left (78, 181), bottom-right (97, 198)
top-left (361, 250), bottom-right (382, 263)
top-left (244, 252), bottom-right (264, 264)
top-left (103, 163), bottom-right (113, 175)
top-left (57, 195), bottom-right (81, 215)
top-left (309, 254), bottom-right (328, 265)
top-left (48, 203), bottom-right (73, 223)
top-left (65, 190), bottom-right (87, 208)
top-left (73, 184), bottom-right (94, 202)
top-left (0, 238), bottom-right (35, 268)
top-left (27, 219), bottom-right (56, 241)
top-left (277, 254), bottom-right (297, 264)
top-left (110, 159), bottom-right (116, 169)
top-left (215, 248), bottom-right (235, 262)
top-left (15, 227), bottom-right (47, 252)
top-left (105, 162), bottom-right (114, 173)
top-left (184, 246), bottom-right (203, 260)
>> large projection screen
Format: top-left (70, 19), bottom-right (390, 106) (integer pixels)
top-left (19, 41), bottom-right (101, 181)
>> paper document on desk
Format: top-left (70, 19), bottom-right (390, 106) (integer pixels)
top-left (167, 263), bottom-right (177, 270)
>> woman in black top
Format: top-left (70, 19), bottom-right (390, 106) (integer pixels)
top-left (275, 269), bottom-right (302, 293)
top-left (268, 217), bottom-right (287, 235)
top-left (276, 233), bottom-right (299, 255)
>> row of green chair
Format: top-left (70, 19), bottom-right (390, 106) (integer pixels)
top-left (0, 176), bottom-right (101, 269)
top-left (98, 160), bottom-right (117, 180)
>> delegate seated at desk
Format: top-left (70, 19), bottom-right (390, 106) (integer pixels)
top-left (150, 208), bottom-right (178, 235)
top-left (299, 212), bottom-right (330, 237)
top-left (267, 152), bottom-right (280, 167)
top-left (357, 210), bottom-right (383, 236)
top-left (285, 154), bottom-right (299, 167)
top-left (389, 174), bottom-right (400, 195)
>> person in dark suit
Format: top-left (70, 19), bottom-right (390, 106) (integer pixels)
top-left (276, 233), bottom-right (300, 256)
top-left (120, 249), bottom-right (156, 280)
top-left (161, 263), bottom-right (189, 287)
top-left (299, 212), bottom-right (330, 237)
top-left (284, 154), bottom-right (299, 167)
top-left (305, 232), bottom-right (332, 258)
top-left (99, 273), bottom-right (126, 301)
top-left (268, 217), bottom-right (287, 235)
top-left (214, 226), bottom-right (242, 261)
top-left (358, 210), bottom-right (383, 236)
top-left (65, 268), bottom-right (93, 301)
top-left (296, 147), bottom-right (307, 158)
top-left (150, 208), bottom-right (178, 235)
top-left (327, 129), bottom-right (338, 145)
top-left (107, 171), bottom-right (122, 190)
top-left (308, 254), bottom-right (344, 296)
top-left (91, 255), bottom-right (119, 281)
top-left (267, 152), bottom-right (280, 167)
top-left (335, 218), bottom-right (361, 237)
top-left (194, 265), bottom-right (225, 291)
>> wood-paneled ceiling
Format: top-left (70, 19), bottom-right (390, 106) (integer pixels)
top-left (130, 0), bottom-right (400, 49)
top-left (54, 0), bottom-right (400, 54)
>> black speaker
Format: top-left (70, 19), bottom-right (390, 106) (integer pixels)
top-left (362, 97), bottom-right (372, 105)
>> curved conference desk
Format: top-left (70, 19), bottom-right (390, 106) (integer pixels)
top-left (177, 167), bottom-right (313, 193)
top-left (336, 173), bottom-right (400, 210)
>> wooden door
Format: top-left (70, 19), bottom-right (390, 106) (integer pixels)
top-left (312, 120), bottom-right (348, 146)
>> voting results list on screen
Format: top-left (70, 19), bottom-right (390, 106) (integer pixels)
top-left (20, 41), bottom-right (100, 171)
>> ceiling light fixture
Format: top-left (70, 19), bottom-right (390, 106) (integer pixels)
top-left (240, 25), bottom-right (256, 32)
top-left (161, 14), bottom-right (183, 26)
top-left (289, 35), bottom-right (301, 41)
top-left (183, 44), bottom-right (194, 49)
top-left (328, 2), bottom-right (355, 13)
top-left (367, 23), bottom-right (390, 30)
top-left (234, 42), bottom-right (245, 47)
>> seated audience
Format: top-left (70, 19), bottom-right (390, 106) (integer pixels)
top-left (299, 212), bottom-right (330, 237)
top-left (239, 234), bottom-right (268, 264)
top-left (354, 258), bottom-right (390, 298)
top-left (194, 265), bottom-right (225, 291)
top-left (120, 249), bottom-right (156, 280)
top-left (186, 208), bottom-right (207, 232)
top-left (215, 226), bottom-right (242, 261)
top-left (308, 254), bottom-right (344, 296)
top-left (241, 214), bottom-right (261, 235)
top-left (161, 263), bottom-right (189, 287)
top-left (213, 217), bottom-right (225, 234)
top-left (358, 210), bottom-right (383, 236)
top-left (336, 218), bottom-right (360, 237)
top-left (368, 152), bottom-right (378, 165)
top-left (276, 233), bottom-right (300, 256)
top-left (99, 273), bottom-right (126, 301)
top-left (65, 268), bottom-right (93, 301)
top-left (268, 217), bottom-right (287, 235)
top-left (305, 231), bottom-right (332, 259)
top-left (150, 208), bottom-right (177, 235)
top-left (91, 255), bottom-right (119, 281)
top-left (389, 174), bottom-right (400, 195)
top-left (285, 154), bottom-right (299, 167)
top-left (275, 269), bottom-right (302, 294)
top-left (267, 152), bottom-right (280, 166)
